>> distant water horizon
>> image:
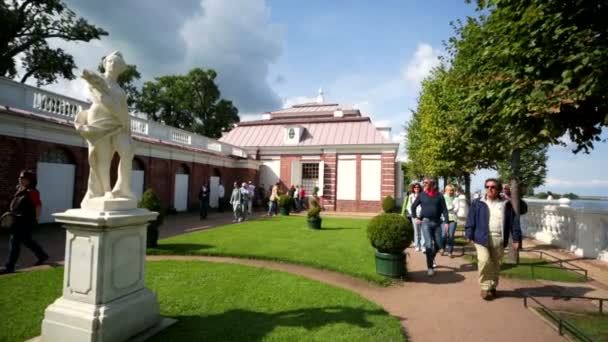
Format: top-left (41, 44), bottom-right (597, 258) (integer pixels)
top-left (525, 199), bottom-right (608, 211)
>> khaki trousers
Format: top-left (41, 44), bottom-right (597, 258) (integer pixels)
top-left (474, 235), bottom-right (504, 291)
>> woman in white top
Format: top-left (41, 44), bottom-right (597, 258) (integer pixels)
top-left (401, 182), bottom-right (424, 251)
top-left (442, 184), bottom-right (460, 257)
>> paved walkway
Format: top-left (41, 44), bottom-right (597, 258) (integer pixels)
top-left (4, 212), bottom-right (608, 341)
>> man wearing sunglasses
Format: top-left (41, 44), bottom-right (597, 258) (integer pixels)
top-left (465, 178), bottom-right (521, 300)
top-left (411, 177), bottom-right (449, 276)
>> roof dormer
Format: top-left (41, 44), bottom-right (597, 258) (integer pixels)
top-left (283, 125), bottom-right (304, 145)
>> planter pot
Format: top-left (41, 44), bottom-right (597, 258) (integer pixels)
top-left (307, 217), bottom-right (322, 229)
top-left (279, 207), bottom-right (290, 216)
top-left (374, 251), bottom-right (406, 278)
top-left (146, 224), bottom-right (160, 248)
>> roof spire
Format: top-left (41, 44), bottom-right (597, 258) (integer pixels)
top-left (316, 87), bottom-right (324, 103)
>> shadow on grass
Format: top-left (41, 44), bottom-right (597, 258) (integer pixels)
top-left (147, 244), bottom-right (214, 254)
top-left (495, 284), bottom-right (596, 300)
top-left (318, 227), bottom-right (359, 231)
top-left (150, 306), bottom-right (392, 341)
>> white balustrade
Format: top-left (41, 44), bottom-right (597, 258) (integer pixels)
top-left (130, 118), bottom-right (149, 135)
top-left (522, 201), bottom-right (608, 262)
top-left (171, 130), bottom-right (192, 145)
top-left (208, 142), bottom-right (222, 152)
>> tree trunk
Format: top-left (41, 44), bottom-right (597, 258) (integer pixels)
top-left (442, 176), bottom-right (449, 190)
top-left (506, 148), bottom-right (521, 265)
top-left (463, 172), bottom-right (471, 206)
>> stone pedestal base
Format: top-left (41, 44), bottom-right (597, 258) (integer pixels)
top-left (34, 207), bottom-right (172, 342)
top-left (40, 288), bottom-right (160, 342)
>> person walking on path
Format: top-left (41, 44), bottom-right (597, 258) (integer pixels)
top-left (411, 177), bottom-right (449, 276)
top-left (294, 185), bottom-right (301, 211)
top-left (198, 183), bottom-right (209, 220)
top-left (268, 182), bottom-right (280, 216)
top-left (240, 182), bottom-right (250, 221)
top-left (1, 170), bottom-right (49, 274)
top-left (442, 184), bottom-right (459, 257)
top-left (465, 178), bottom-right (522, 300)
top-left (247, 181), bottom-right (255, 215)
top-left (401, 182), bottom-right (424, 251)
top-left (217, 182), bottom-right (225, 213)
top-left (230, 182), bottom-right (244, 222)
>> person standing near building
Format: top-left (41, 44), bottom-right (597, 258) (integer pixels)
top-left (401, 182), bottom-right (424, 251)
top-left (294, 185), bottom-right (301, 212)
top-left (411, 177), bottom-right (449, 276)
top-left (1, 170), bottom-right (49, 274)
top-left (198, 183), bottom-right (210, 220)
top-left (268, 182), bottom-right (280, 216)
top-left (442, 184), bottom-right (459, 257)
top-left (299, 186), bottom-right (307, 210)
top-left (217, 181), bottom-right (225, 213)
top-left (230, 181), bottom-right (243, 222)
top-left (465, 178), bottom-right (521, 300)
top-left (247, 181), bottom-right (255, 215)
top-left (240, 182), bottom-right (249, 221)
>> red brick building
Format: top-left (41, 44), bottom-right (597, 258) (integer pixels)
top-left (219, 94), bottom-right (400, 212)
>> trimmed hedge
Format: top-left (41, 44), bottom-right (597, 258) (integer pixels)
top-left (367, 213), bottom-right (413, 253)
top-left (307, 206), bottom-right (321, 219)
top-left (278, 195), bottom-right (292, 209)
top-left (382, 196), bottom-right (396, 213)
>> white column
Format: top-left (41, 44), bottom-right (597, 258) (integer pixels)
top-left (35, 205), bottom-right (174, 342)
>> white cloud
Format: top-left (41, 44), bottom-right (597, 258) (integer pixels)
top-left (374, 119), bottom-right (392, 128)
top-left (402, 43), bottom-right (441, 84)
top-left (282, 96), bottom-right (317, 108)
top-left (239, 113), bottom-right (263, 122)
top-left (22, 0), bottom-right (284, 113)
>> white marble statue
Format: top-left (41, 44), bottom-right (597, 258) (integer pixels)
top-left (74, 51), bottom-right (136, 207)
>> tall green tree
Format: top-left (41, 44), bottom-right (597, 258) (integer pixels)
top-left (137, 68), bottom-right (239, 139)
top-left (1, 0), bottom-right (107, 85)
top-left (98, 61), bottom-right (140, 111)
top-left (448, 0), bottom-right (607, 216)
top-left (497, 145), bottom-right (548, 196)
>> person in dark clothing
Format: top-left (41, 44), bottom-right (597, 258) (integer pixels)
top-left (1, 170), bottom-right (49, 274)
top-left (198, 183), bottom-right (210, 220)
top-left (411, 177), bottom-right (449, 276)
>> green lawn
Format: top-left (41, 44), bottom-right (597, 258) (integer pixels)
top-left (148, 216), bottom-right (391, 285)
top-left (538, 309), bottom-right (608, 342)
top-left (464, 255), bottom-right (587, 282)
top-left (0, 261), bottom-right (404, 342)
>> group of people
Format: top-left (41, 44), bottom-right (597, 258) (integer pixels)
top-left (266, 183), bottom-right (311, 216)
top-left (198, 181), bottom-right (258, 223)
top-left (402, 176), bottom-right (523, 301)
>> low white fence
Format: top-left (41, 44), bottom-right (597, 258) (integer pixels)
top-left (522, 199), bottom-right (608, 262)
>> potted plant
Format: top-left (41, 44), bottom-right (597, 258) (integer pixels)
top-left (307, 206), bottom-right (322, 229)
top-left (139, 189), bottom-right (165, 248)
top-left (367, 213), bottom-right (413, 278)
top-left (278, 195), bottom-right (292, 216)
top-left (382, 195), bottom-right (396, 213)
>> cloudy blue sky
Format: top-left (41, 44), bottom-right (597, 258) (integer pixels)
top-left (39, 0), bottom-right (607, 196)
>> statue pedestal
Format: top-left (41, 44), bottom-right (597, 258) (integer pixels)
top-left (33, 207), bottom-right (174, 342)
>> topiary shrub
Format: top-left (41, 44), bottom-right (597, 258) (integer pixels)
top-left (367, 213), bottom-right (413, 254)
top-left (382, 196), bottom-right (396, 213)
top-left (278, 195), bottom-right (292, 209)
top-left (307, 206), bottom-right (321, 219)
top-left (139, 189), bottom-right (165, 247)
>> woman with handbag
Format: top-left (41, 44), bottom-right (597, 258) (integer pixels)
top-left (1, 170), bottom-right (49, 274)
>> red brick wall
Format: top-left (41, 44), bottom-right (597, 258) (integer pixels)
top-left (321, 152), bottom-right (337, 211)
top-left (0, 135), bottom-right (258, 212)
top-left (336, 200), bottom-right (382, 212)
top-left (381, 152), bottom-right (396, 199)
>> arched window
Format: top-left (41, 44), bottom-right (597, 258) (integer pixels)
top-left (39, 148), bottom-right (74, 164)
top-left (132, 158), bottom-right (145, 171)
top-left (176, 164), bottom-right (190, 175)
